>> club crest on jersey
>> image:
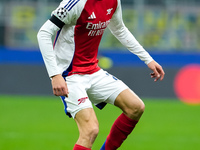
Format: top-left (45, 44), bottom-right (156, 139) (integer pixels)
top-left (107, 8), bottom-right (113, 15)
top-left (57, 7), bottom-right (67, 19)
top-left (78, 97), bottom-right (88, 105)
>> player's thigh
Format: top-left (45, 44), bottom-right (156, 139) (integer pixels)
top-left (114, 88), bottom-right (145, 120)
top-left (74, 108), bottom-right (99, 137)
top-left (88, 70), bottom-right (128, 105)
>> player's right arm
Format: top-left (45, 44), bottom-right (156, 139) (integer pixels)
top-left (37, 20), bottom-right (69, 97)
top-left (37, 2), bottom-right (72, 96)
top-left (37, 0), bottom-right (85, 96)
top-left (37, 20), bottom-right (60, 77)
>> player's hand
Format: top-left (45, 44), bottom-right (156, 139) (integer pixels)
top-left (147, 60), bottom-right (165, 82)
top-left (51, 74), bottom-right (69, 97)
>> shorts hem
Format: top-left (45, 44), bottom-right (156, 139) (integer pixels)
top-left (70, 105), bottom-right (93, 119)
top-left (106, 86), bottom-right (129, 105)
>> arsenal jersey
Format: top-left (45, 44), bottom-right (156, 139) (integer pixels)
top-left (37, 0), bottom-right (153, 77)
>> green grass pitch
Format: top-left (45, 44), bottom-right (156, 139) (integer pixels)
top-left (0, 95), bottom-right (200, 150)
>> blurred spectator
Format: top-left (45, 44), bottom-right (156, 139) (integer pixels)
top-left (0, 0), bottom-right (200, 51)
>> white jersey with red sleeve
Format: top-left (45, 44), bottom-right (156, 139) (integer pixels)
top-left (37, 0), bottom-right (153, 78)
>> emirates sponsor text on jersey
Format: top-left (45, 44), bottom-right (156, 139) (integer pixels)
top-left (86, 20), bottom-right (111, 36)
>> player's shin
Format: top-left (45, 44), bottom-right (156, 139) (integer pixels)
top-left (100, 113), bottom-right (138, 150)
top-left (73, 144), bottom-right (91, 150)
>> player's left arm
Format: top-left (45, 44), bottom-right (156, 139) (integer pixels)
top-left (108, 0), bottom-right (153, 65)
top-left (108, 0), bottom-right (165, 81)
top-left (147, 60), bottom-right (165, 82)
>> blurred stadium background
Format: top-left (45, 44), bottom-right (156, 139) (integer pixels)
top-left (0, 0), bottom-right (200, 149)
top-left (0, 0), bottom-right (200, 99)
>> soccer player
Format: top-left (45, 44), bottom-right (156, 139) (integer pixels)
top-left (37, 0), bottom-right (165, 149)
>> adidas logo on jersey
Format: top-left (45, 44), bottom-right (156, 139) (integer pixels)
top-left (88, 12), bottom-right (96, 19)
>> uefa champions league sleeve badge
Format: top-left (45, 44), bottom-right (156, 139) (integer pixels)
top-left (56, 7), bottom-right (67, 19)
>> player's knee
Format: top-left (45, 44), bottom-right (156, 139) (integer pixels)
top-left (87, 125), bottom-right (99, 145)
top-left (125, 100), bottom-right (145, 120)
top-left (138, 101), bottom-right (145, 114)
top-left (84, 122), bottom-right (99, 142)
top-left (78, 123), bottom-right (99, 147)
top-left (90, 125), bottom-right (99, 140)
